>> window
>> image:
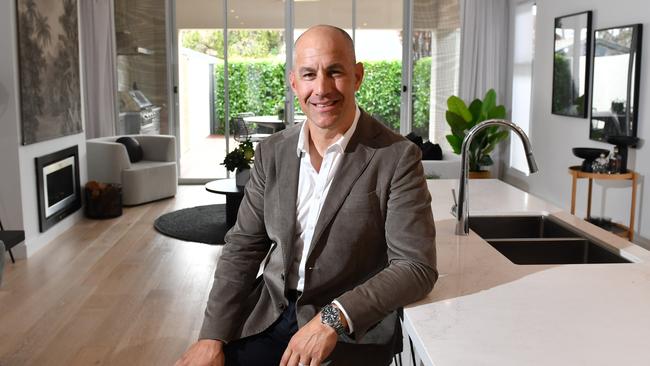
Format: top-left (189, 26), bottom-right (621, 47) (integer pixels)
top-left (410, 0), bottom-right (460, 147)
top-left (509, 1), bottom-right (536, 173)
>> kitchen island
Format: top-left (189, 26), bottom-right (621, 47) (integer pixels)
top-left (405, 179), bottom-right (650, 365)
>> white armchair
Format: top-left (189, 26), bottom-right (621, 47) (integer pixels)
top-left (87, 135), bottom-right (177, 205)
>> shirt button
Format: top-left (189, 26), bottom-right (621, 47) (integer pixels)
top-left (279, 303), bottom-right (286, 310)
top-left (280, 273), bottom-right (285, 280)
top-left (307, 266), bottom-right (314, 271)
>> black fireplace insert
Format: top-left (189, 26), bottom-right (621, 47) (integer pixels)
top-left (35, 145), bottom-right (81, 232)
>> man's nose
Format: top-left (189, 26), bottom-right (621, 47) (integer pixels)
top-left (314, 73), bottom-right (333, 96)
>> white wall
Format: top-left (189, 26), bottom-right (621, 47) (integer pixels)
top-left (0, 0), bottom-right (88, 258)
top-left (503, 0), bottom-right (650, 247)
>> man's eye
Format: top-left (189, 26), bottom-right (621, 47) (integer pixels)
top-left (302, 73), bottom-right (315, 79)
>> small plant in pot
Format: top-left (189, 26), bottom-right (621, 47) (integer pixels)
top-left (222, 138), bottom-right (254, 186)
top-left (445, 89), bottom-right (509, 177)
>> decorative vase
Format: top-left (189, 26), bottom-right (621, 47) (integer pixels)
top-left (468, 170), bottom-right (491, 179)
top-left (235, 168), bottom-right (251, 187)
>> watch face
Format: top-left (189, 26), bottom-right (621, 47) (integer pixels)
top-left (321, 304), bottom-right (344, 334)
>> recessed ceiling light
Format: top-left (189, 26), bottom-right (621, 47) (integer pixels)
top-left (230, 9), bottom-right (235, 13)
top-left (235, 15), bottom-right (239, 19)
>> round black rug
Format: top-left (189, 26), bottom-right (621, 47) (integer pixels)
top-left (154, 204), bottom-right (227, 245)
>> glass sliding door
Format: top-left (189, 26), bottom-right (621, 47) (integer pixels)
top-left (226, 0), bottom-right (285, 139)
top-left (115, 0), bottom-right (170, 135)
top-left (172, 0), bottom-right (463, 181)
top-left (355, 0), bottom-right (403, 132)
top-left (410, 0), bottom-right (460, 148)
top-left (176, 0), bottom-right (285, 181)
top-left (176, 0), bottom-right (226, 180)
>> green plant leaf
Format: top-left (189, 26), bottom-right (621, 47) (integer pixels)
top-left (447, 96), bottom-right (472, 122)
top-left (468, 99), bottom-right (482, 124)
top-left (481, 89), bottom-right (497, 119)
top-left (445, 134), bottom-right (462, 154)
top-left (483, 130), bottom-right (510, 154)
top-left (445, 111), bottom-right (468, 135)
top-left (488, 105), bottom-right (506, 119)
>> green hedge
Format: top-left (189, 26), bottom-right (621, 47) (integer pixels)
top-left (213, 58), bottom-right (432, 134)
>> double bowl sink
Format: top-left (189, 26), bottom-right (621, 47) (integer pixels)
top-left (468, 215), bottom-right (631, 265)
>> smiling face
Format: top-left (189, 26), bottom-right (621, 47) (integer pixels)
top-left (290, 26), bottom-right (364, 134)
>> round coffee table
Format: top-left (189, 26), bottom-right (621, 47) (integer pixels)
top-left (205, 179), bottom-right (245, 229)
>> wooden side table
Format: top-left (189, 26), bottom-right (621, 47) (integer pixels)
top-left (568, 166), bottom-right (637, 240)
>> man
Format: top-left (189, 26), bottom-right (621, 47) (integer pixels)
top-left (176, 25), bottom-right (436, 366)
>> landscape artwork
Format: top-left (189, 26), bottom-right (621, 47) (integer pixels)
top-left (16, 0), bottom-right (82, 145)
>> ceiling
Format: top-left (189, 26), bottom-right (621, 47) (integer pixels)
top-left (176, 0), bottom-right (458, 30)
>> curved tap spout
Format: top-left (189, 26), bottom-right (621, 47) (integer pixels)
top-left (456, 119), bottom-right (538, 235)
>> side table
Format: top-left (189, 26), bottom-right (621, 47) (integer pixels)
top-left (568, 166), bottom-right (637, 240)
top-left (205, 179), bottom-right (244, 230)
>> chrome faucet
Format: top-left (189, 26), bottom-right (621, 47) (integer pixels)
top-left (455, 119), bottom-right (538, 235)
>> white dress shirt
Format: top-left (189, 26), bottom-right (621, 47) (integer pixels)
top-left (288, 106), bottom-right (361, 332)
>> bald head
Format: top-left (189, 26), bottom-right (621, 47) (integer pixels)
top-left (293, 25), bottom-right (356, 67)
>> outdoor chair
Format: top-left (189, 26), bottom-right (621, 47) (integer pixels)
top-left (233, 117), bottom-right (272, 143)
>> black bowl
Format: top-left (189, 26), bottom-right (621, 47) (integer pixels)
top-left (572, 147), bottom-right (609, 161)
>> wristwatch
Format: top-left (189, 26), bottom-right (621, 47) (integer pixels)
top-left (320, 303), bottom-right (346, 335)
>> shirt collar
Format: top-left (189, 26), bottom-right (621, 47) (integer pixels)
top-left (296, 105), bottom-right (361, 157)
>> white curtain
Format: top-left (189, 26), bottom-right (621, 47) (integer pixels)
top-left (80, 0), bottom-right (118, 139)
top-left (458, 0), bottom-right (509, 102)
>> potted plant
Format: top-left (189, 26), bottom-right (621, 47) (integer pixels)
top-left (445, 89), bottom-right (509, 178)
top-left (222, 138), bottom-right (255, 186)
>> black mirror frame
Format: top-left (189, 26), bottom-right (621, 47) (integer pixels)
top-left (552, 11), bottom-right (593, 118)
top-left (589, 24), bottom-right (643, 144)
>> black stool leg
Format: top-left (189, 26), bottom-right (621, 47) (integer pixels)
top-left (409, 336), bottom-right (416, 366)
top-left (8, 249), bottom-right (15, 263)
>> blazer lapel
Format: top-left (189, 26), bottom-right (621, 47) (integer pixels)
top-left (306, 113), bottom-right (380, 260)
top-left (275, 125), bottom-right (301, 271)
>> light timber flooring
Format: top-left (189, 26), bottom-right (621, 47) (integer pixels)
top-left (0, 185), bottom-right (419, 366)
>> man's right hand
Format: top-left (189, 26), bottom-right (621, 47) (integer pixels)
top-left (174, 339), bottom-right (225, 366)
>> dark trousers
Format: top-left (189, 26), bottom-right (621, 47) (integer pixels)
top-left (224, 300), bottom-right (298, 366)
top-left (224, 296), bottom-right (394, 366)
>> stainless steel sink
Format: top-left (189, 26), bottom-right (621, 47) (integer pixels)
top-left (469, 215), bottom-right (631, 265)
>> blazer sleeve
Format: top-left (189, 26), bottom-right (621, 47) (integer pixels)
top-left (335, 142), bottom-right (438, 341)
top-left (198, 143), bottom-right (272, 341)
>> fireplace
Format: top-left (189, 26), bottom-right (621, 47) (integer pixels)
top-left (35, 146), bottom-right (81, 232)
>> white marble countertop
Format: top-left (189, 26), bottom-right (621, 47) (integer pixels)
top-left (404, 179), bottom-right (650, 366)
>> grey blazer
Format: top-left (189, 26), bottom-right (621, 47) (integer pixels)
top-left (200, 111), bottom-right (437, 360)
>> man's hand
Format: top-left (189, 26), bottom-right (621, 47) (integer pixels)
top-left (280, 313), bottom-right (338, 366)
top-left (175, 339), bottom-right (225, 366)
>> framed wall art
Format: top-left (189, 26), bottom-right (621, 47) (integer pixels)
top-left (552, 11), bottom-right (592, 118)
top-left (16, 0), bottom-right (82, 145)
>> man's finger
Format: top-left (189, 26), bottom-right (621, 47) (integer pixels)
top-left (279, 347), bottom-right (292, 366)
top-left (309, 356), bottom-right (322, 366)
top-left (288, 352), bottom-right (302, 366)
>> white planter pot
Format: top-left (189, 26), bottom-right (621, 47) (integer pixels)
top-left (235, 168), bottom-right (250, 187)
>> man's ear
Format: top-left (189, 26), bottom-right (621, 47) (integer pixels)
top-left (289, 71), bottom-right (297, 93)
top-left (354, 62), bottom-right (364, 91)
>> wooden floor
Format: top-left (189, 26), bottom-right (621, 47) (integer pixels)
top-left (0, 185), bottom-right (417, 366)
top-left (0, 186), bottom-right (225, 366)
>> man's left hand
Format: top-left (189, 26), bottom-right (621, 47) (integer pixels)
top-left (280, 313), bottom-right (338, 366)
